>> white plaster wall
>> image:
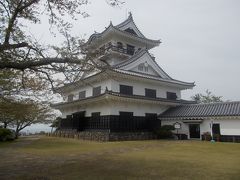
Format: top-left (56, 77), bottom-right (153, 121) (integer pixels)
top-left (131, 65), bottom-right (159, 77)
top-left (64, 79), bottom-right (181, 101)
top-left (61, 101), bottom-right (112, 118)
top-left (63, 77), bottom-right (181, 102)
top-left (63, 79), bottom-right (112, 101)
top-left (200, 118), bottom-right (240, 136)
top-left (61, 100), bottom-right (169, 118)
top-left (111, 78), bottom-right (181, 99)
top-left (109, 101), bottom-right (169, 116)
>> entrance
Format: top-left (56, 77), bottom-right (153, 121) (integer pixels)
top-left (189, 124), bottom-right (200, 138)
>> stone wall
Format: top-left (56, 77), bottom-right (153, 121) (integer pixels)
top-left (50, 130), bottom-right (110, 141)
top-left (109, 132), bottom-right (156, 141)
top-left (49, 130), bottom-right (156, 141)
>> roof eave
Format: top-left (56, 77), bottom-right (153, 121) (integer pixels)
top-left (84, 26), bottom-right (160, 50)
top-left (111, 69), bottom-right (195, 89)
top-left (52, 91), bottom-right (193, 109)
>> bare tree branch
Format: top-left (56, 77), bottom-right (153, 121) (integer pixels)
top-left (0, 42), bottom-right (29, 51)
top-left (0, 57), bottom-right (84, 70)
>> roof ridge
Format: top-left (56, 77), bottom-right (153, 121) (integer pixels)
top-left (182, 101), bottom-right (240, 107)
top-left (159, 100), bottom-right (240, 118)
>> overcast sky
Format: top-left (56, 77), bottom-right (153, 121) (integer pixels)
top-left (30, 0), bottom-right (240, 101)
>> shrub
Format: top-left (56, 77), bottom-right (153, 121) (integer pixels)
top-left (154, 125), bottom-right (175, 139)
top-left (202, 132), bottom-right (212, 141)
top-left (0, 128), bottom-right (15, 141)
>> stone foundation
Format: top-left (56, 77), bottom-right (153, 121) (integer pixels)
top-left (49, 130), bottom-right (156, 141)
top-left (109, 132), bottom-right (156, 141)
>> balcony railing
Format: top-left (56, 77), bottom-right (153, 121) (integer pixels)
top-left (99, 44), bottom-right (135, 56)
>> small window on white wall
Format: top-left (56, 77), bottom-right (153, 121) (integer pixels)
top-left (138, 64), bottom-right (143, 71)
top-left (138, 62), bottom-right (149, 72)
top-left (144, 66), bottom-right (148, 72)
top-left (144, 61), bottom-right (148, 72)
top-left (68, 94), bottom-right (74, 102)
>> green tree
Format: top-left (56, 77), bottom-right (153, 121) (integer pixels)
top-left (191, 90), bottom-right (223, 103)
top-left (0, 98), bottom-right (55, 138)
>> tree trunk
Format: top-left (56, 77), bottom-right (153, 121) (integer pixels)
top-left (15, 131), bottom-right (19, 139)
top-left (4, 122), bottom-right (8, 129)
top-left (15, 125), bottom-right (20, 139)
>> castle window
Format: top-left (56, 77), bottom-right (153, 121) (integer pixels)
top-left (144, 66), bottom-right (148, 72)
top-left (68, 94), bottom-right (74, 102)
top-left (93, 86), bottom-right (101, 96)
top-left (127, 44), bottom-right (135, 55)
top-left (145, 88), bottom-right (156, 98)
top-left (120, 85), bottom-right (133, 95)
top-left (166, 92), bottom-right (177, 100)
top-left (144, 62), bottom-right (148, 72)
top-left (138, 64), bottom-right (143, 71)
top-left (138, 63), bottom-right (148, 72)
top-left (79, 91), bottom-right (86, 99)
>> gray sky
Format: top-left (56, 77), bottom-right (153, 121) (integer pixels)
top-left (30, 0), bottom-right (240, 101)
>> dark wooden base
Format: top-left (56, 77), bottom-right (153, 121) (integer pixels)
top-left (59, 114), bottom-right (160, 133)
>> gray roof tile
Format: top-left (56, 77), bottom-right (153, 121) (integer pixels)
top-left (159, 101), bottom-right (240, 118)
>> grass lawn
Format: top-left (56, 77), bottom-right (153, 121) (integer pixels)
top-left (0, 136), bottom-right (240, 180)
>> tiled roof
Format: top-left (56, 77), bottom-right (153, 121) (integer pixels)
top-left (84, 18), bottom-right (160, 47)
top-left (159, 101), bottom-right (240, 118)
top-left (113, 69), bottom-right (195, 88)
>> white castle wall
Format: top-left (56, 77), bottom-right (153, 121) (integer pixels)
top-left (63, 79), bottom-right (112, 101)
top-left (110, 78), bottom-right (181, 99)
top-left (62, 77), bottom-right (182, 103)
top-left (61, 99), bottom-right (170, 118)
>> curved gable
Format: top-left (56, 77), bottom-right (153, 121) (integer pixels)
top-left (116, 50), bottom-right (172, 79)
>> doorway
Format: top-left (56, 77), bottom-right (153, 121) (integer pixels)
top-left (189, 124), bottom-right (200, 138)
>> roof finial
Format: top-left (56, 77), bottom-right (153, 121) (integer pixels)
top-left (128, 11), bottom-right (133, 19)
top-left (109, 20), bottom-right (113, 26)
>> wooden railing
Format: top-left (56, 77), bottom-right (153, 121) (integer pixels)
top-left (100, 44), bottom-right (134, 56)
